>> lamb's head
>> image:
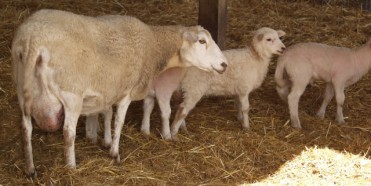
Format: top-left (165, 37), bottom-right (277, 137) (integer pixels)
top-left (180, 26), bottom-right (228, 74)
top-left (252, 27), bottom-right (286, 58)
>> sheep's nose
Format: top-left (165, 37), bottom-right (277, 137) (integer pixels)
top-left (281, 46), bottom-right (286, 50)
top-left (221, 62), bottom-right (227, 69)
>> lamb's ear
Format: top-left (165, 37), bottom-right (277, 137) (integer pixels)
top-left (257, 33), bottom-right (264, 41)
top-left (183, 31), bottom-right (199, 43)
top-left (277, 30), bottom-right (286, 37)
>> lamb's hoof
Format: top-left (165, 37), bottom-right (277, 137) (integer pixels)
top-left (162, 133), bottom-right (172, 141)
top-left (102, 141), bottom-right (112, 149)
top-left (86, 137), bottom-right (98, 144)
top-left (110, 154), bottom-right (120, 163)
top-left (336, 119), bottom-right (345, 125)
top-left (316, 112), bottom-right (325, 119)
top-left (140, 129), bottom-right (151, 136)
top-left (25, 169), bottom-right (37, 178)
top-left (291, 124), bottom-right (302, 130)
top-left (171, 134), bottom-right (179, 141)
top-left (242, 125), bottom-right (250, 131)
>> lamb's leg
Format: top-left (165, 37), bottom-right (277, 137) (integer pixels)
top-left (287, 83), bottom-right (307, 129)
top-left (86, 115), bottom-right (99, 144)
top-left (316, 83), bottom-right (334, 119)
top-left (239, 94), bottom-right (250, 129)
top-left (333, 83), bottom-right (346, 124)
top-left (171, 94), bottom-right (201, 141)
top-left (63, 107), bottom-right (81, 168)
top-left (141, 95), bottom-right (155, 136)
top-left (235, 96), bottom-right (243, 121)
top-left (102, 108), bottom-right (113, 148)
top-left (157, 93), bottom-right (173, 140)
top-left (109, 95), bottom-right (131, 163)
top-left (22, 114), bottom-right (35, 177)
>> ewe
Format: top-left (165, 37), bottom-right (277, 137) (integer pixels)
top-left (12, 9), bottom-right (227, 176)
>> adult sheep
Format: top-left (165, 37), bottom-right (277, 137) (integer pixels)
top-left (11, 9), bottom-right (227, 177)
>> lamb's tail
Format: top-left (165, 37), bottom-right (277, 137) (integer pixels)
top-left (274, 57), bottom-right (290, 102)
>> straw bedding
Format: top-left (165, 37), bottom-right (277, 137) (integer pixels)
top-left (0, 0), bottom-right (370, 185)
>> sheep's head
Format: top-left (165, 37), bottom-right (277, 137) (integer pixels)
top-left (180, 26), bottom-right (227, 74)
top-left (253, 27), bottom-right (286, 58)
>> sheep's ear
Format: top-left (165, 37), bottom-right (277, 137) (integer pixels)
top-left (183, 31), bottom-right (199, 43)
top-left (277, 30), bottom-right (286, 37)
top-left (257, 33), bottom-right (264, 41)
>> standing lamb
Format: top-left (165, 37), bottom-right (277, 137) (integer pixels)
top-left (275, 41), bottom-right (371, 129)
top-left (85, 67), bottom-right (186, 143)
top-left (170, 27), bottom-right (286, 140)
top-left (11, 9), bottom-right (227, 176)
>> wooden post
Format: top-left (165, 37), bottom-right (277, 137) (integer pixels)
top-left (363, 0), bottom-right (371, 11)
top-left (198, 0), bottom-right (227, 50)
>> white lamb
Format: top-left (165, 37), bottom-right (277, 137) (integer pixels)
top-left (275, 41), bottom-right (371, 129)
top-left (12, 9), bottom-right (227, 176)
top-left (170, 27), bottom-right (286, 140)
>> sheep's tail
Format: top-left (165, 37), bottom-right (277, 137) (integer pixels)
top-left (17, 38), bottom-right (50, 116)
top-left (274, 57), bottom-right (290, 102)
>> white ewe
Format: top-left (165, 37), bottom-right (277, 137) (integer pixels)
top-left (170, 27), bottom-right (286, 140)
top-left (275, 41), bottom-right (371, 129)
top-left (11, 9), bottom-right (227, 176)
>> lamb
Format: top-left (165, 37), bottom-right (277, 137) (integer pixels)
top-left (11, 9), bottom-right (227, 176)
top-left (275, 41), bottom-right (371, 129)
top-left (85, 67), bottom-right (186, 142)
top-left (170, 27), bottom-right (286, 140)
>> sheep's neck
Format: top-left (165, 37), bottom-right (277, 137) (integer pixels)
top-left (162, 53), bottom-right (183, 72)
top-left (352, 46), bottom-right (371, 78)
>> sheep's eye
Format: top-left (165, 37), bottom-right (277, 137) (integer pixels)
top-left (279, 36), bottom-right (284, 40)
top-left (266, 38), bottom-right (272, 42)
top-left (199, 39), bottom-right (206, 44)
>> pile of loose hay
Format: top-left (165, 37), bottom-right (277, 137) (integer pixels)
top-left (0, 0), bottom-right (370, 185)
top-left (251, 146), bottom-right (371, 185)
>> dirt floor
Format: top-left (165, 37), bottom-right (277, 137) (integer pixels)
top-left (0, 0), bottom-right (370, 185)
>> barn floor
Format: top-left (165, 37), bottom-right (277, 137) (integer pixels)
top-left (0, 0), bottom-right (370, 185)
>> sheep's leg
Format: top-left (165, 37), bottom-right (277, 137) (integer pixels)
top-left (141, 95), bottom-right (155, 136)
top-left (171, 94), bottom-right (201, 141)
top-left (287, 82), bottom-right (307, 129)
top-left (157, 93), bottom-right (173, 140)
top-left (235, 96), bottom-right (243, 121)
top-left (110, 95), bottom-right (131, 163)
top-left (239, 94), bottom-right (250, 129)
top-left (22, 114), bottom-right (35, 177)
top-left (333, 83), bottom-right (346, 124)
top-left (316, 83), bottom-right (334, 119)
top-left (86, 115), bottom-right (99, 144)
top-left (180, 120), bottom-right (188, 133)
top-left (102, 108), bottom-right (113, 148)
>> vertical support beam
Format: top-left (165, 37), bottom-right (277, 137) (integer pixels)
top-left (363, 0), bottom-right (371, 11)
top-left (198, 0), bottom-right (227, 50)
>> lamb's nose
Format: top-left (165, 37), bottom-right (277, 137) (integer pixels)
top-left (281, 46), bottom-right (286, 50)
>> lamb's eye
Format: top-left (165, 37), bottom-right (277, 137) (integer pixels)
top-left (279, 36), bottom-right (283, 40)
top-left (199, 39), bottom-right (206, 44)
top-left (266, 38), bottom-right (272, 42)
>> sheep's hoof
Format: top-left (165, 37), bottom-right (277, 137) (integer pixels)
top-left (111, 154), bottom-right (120, 163)
top-left (140, 129), bottom-right (151, 136)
